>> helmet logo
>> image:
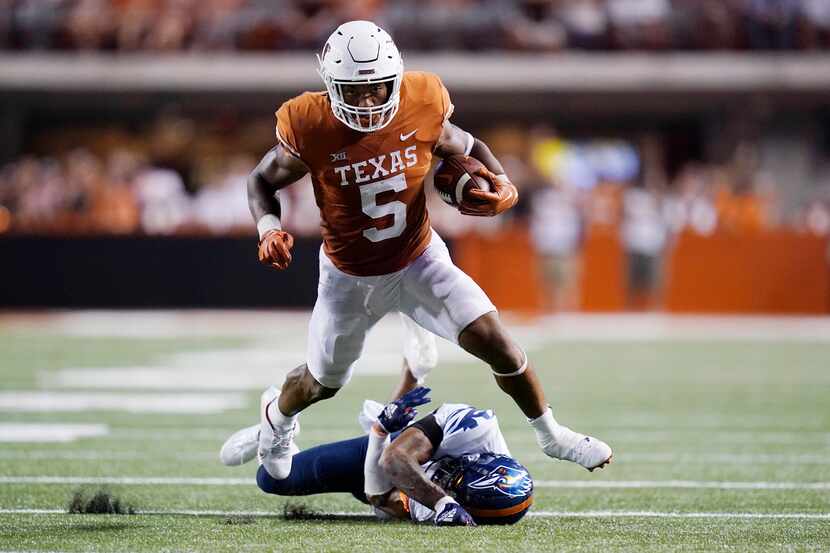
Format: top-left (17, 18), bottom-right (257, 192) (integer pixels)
top-left (467, 465), bottom-right (532, 498)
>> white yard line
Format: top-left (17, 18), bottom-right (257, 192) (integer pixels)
top-left (0, 424), bottom-right (108, 443)
top-left (4, 450), bottom-right (828, 464)
top-left (604, 452), bottom-right (830, 464)
top-left (0, 392), bottom-right (246, 414)
top-left (107, 428), bottom-right (238, 440)
top-left (0, 508), bottom-right (827, 520)
top-left (108, 427), bottom-right (830, 440)
top-left (535, 480), bottom-right (830, 490)
top-left (1, 476), bottom-right (828, 490)
top-left (0, 451), bottom-right (215, 461)
top-left (0, 476), bottom-right (252, 485)
top-left (513, 430), bottom-right (830, 446)
top-left (529, 511), bottom-right (830, 519)
top-left (522, 452), bottom-right (830, 464)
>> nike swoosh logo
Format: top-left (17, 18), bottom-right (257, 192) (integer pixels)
top-left (400, 129), bottom-right (417, 141)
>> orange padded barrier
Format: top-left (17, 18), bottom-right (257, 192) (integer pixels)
top-left (454, 227), bottom-right (544, 313)
top-left (456, 226), bottom-right (829, 315)
top-left (665, 230), bottom-right (829, 314)
top-left (579, 227), bottom-right (626, 312)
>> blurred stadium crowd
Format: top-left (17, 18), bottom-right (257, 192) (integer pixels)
top-left (2, 110), bottom-right (828, 238)
top-left (1, 0), bottom-right (829, 52)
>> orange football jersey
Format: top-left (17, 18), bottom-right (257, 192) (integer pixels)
top-left (275, 71), bottom-right (453, 276)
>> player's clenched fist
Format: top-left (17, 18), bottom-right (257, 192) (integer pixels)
top-left (258, 229), bottom-right (294, 270)
top-left (459, 168), bottom-right (519, 217)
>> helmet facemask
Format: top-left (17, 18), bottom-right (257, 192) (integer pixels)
top-left (321, 73), bottom-right (402, 133)
top-left (431, 456), bottom-right (465, 498)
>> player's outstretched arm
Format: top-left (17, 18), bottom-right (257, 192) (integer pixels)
top-left (364, 423), bottom-right (443, 520)
top-left (433, 122), bottom-right (518, 217)
top-left (247, 144), bottom-right (309, 270)
top-left (376, 427), bottom-right (444, 507)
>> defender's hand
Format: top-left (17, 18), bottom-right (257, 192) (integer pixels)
top-left (377, 386), bottom-right (431, 434)
top-left (434, 501), bottom-right (476, 527)
top-left (258, 229), bottom-right (294, 270)
top-left (459, 168), bottom-right (518, 217)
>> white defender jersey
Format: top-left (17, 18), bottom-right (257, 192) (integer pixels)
top-left (404, 403), bottom-right (510, 523)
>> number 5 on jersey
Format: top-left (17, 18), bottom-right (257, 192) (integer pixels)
top-left (360, 173), bottom-right (408, 243)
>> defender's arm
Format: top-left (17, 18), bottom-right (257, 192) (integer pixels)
top-left (248, 144), bottom-right (309, 270)
top-left (368, 424), bottom-right (474, 525)
top-left (365, 424), bottom-right (441, 520)
top-left (376, 425), bottom-right (444, 507)
top-left (433, 122), bottom-right (518, 217)
top-left (364, 388), bottom-right (437, 519)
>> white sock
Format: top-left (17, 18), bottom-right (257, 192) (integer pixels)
top-left (268, 400), bottom-right (297, 430)
top-left (529, 407), bottom-right (578, 449)
top-left (529, 407), bottom-right (558, 444)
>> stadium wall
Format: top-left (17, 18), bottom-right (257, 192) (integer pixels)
top-left (2, 232), bottom-right (827, 313)
top-left (1, 236), bottom-right (323, 308)
top-left (3, 54), bottom-right (830, 94)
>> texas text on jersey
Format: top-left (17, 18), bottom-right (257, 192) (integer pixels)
top-left (276, 71), bottom-right (453, 276)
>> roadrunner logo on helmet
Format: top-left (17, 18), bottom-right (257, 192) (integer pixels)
top-left (317, 21), bottom-right (404, 133)
top-left (431, 453), bottom-right (534, 525)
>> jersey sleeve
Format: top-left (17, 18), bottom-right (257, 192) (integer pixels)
top-left (408, 72), bottom-right (454, 145)
top-left (275, 101), bottom-right (303, 160)
top-left (436, 74), bottom-right (454, 123)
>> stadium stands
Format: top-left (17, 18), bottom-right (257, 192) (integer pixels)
top-left (1, 0), bottom-right (828, 52)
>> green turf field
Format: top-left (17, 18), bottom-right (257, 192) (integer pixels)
top-left (0, 313), bottom-right (828, 552)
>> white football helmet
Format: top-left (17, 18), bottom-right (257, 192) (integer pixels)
top-left (317, 21), bottom-right (403, 132)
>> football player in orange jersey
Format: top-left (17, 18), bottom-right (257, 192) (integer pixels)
top-left (247, 21), bottom-right (612, 493)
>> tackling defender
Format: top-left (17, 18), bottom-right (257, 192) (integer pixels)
top-left (221, 387), bottom-right (533, 526)
top-left (248, 20), bottom-right (612, 482)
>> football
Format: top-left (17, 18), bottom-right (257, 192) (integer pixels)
top-left (432, 155), bottom-right (491, 207)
